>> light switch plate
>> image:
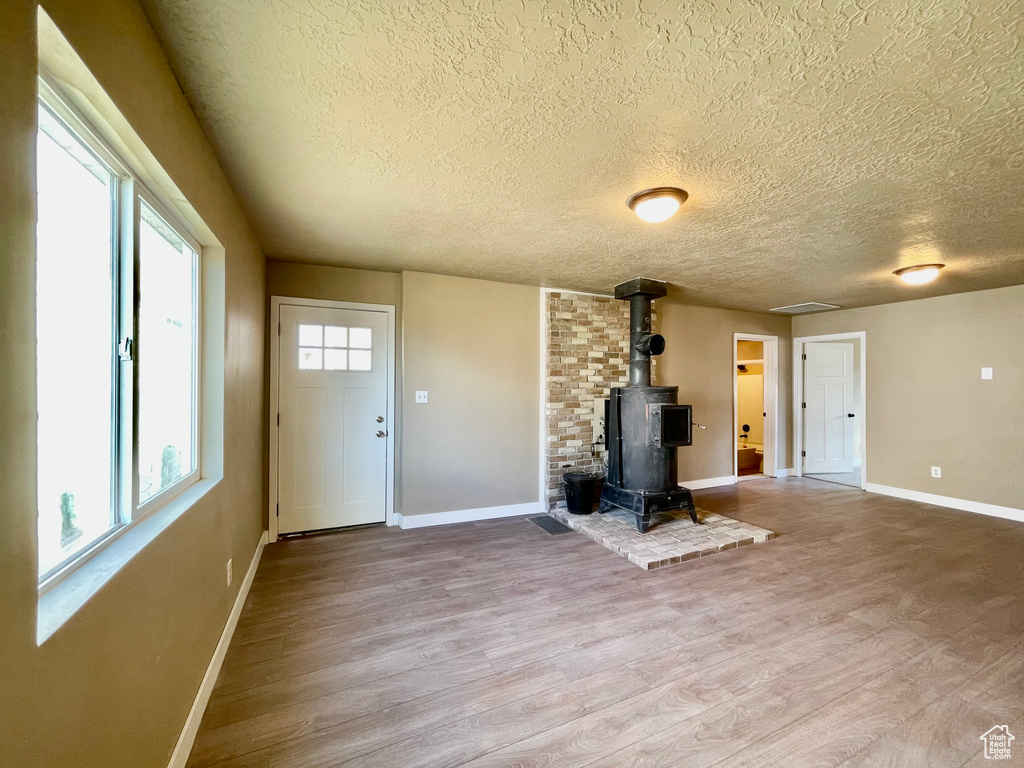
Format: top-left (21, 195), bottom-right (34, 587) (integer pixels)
top-left (415, 391), bottom-right (428, 403)
top-left (981, 367), bottom-right (993, 380)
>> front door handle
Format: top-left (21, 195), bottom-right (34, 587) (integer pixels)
top-left (376, 416), bottom-right (385, 423)
top-left (376, 430), bottom-right (387, 438)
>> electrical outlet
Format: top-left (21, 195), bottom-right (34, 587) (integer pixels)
top-left (931, 466), bottom-right (941, 479)
top-left (415, 390), bottom-right (428, 403)
top-left (226, 558), bottom-right (233, 587)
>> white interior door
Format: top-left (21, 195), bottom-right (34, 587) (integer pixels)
top-left (803, 342), bottom-right (855, 474)
top-left (277, 304), bottom-right (389, 533)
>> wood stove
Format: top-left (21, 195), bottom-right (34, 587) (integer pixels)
top-left (599, 278), bottom-right (697, 533)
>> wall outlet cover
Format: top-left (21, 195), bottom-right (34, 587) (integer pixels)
top-left (931, 466), bottom-right (941, 478)
top-left (981, 367), bottom-right (993, 379)
top-left (415, 391), bottom-right (428, 403)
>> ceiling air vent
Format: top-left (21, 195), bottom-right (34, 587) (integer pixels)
top-left (768, 302), bottom-right (841, 315)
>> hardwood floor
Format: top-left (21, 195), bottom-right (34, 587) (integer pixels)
top-left (187, 478), bottom-right (1024, 768)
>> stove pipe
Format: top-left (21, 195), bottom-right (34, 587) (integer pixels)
top-left (618, 278), bottom-right (667, 387)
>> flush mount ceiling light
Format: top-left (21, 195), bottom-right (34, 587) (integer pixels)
top-left (627, 187), bottom-right (688, 223)
top-left (893, 263), bottom-right (944, 285)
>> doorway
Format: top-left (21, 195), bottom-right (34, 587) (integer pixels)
top-left (794, 332), bottom-right (866, 490)
top-left (733, 334), bottom-right (779, 481)
top-left (269, 297), bottom-right (396, 540)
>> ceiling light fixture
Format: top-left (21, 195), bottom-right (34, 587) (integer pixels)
top-left (627, 187), bottom-right (688, 223)
top-left (893, 263), bottom-right (944, 285)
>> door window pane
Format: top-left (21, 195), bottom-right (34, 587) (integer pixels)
top-left (137, 201), bottom-right (198, 505)
top-left (298, 324), bottom-right (323, 346)
top-left (349, 327), bottom-right (372, 348)
top-left (299, 348), bottom-right (323, 369)
top-left (36, 103), bottom-right (118, 576)
top-left (324, 349), bottom-right (348, 370)
top-left (349, 350), bottom-right (372, 371)
top-left (324, 326), bottom-right (347, 347)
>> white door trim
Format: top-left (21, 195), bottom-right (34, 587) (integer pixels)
top-left (793, 331), bottom-right (867, 490)
top-left (733, 334), bottom-right (779, 479)
top-left (269, 296), bottom-right (397, 542)
top-left (538, 288), bottom-right (548, 513)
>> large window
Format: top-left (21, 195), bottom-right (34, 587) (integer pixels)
top-left (36, 78), bottom-right (200, 582)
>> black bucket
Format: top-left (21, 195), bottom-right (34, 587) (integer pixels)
top-left (563, 473), bottom-right (596, 515)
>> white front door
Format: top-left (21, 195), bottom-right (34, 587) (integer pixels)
top-left (803, 342), bottom-right (855, 474)
top-left (277, 304), bottom-right (389, 533)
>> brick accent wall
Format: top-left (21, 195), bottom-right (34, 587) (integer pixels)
top-left (544, 291), bottom-right (657, 510)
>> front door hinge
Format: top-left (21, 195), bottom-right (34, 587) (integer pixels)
top-left (802, 450), bottom-right (806, 457)
top-left (802, 353), bottom-right (806, 360)
top-left (802, 402), bottom-right (806, 409)
top-left (118, 337), bottom-right (133, 362)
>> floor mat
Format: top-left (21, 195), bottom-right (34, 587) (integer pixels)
top-left (528, 515), bottom-right (574, 535)
top-left (805, 468), bottom-right (862, 488)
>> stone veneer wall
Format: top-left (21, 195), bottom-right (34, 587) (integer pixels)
top-left (545, 291), bottom-right (657, 510)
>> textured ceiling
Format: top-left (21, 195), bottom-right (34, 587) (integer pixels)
top-left (142, 0), bottom-right (1024, 310)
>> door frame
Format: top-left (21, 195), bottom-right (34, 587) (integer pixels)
top-left (793, 331), bottom-right (867, 489)
top-left (733, 333), bottom-right (779, 480)
top-left (269, 296), bottom-right (397, 542)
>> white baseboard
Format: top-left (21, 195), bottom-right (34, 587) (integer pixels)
top-left (865, 483), bottom-right (1024, 524)
top-left (397, 501), bottom-right (543, 529)
top-left (775, 468), bottom-right (796, 478)
top-left (167, 530), bottom-right (268, 768)
top-left (679, 475), bottom-right (737, 490)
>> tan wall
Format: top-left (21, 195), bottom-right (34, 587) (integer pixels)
top-left (0, 3), bottom-right (266, 767)
top-left (737, 374), bottom-right (765, 445)
top-left (657, 301), bottom-right (793, 481)
top-left (737, 339), bottom-right (763, 361)
top-left (401, 272), bottom-right (540, 515)
top-left (267, 260), bottom-right (401, 307)
top-left (793, 286), bottom-right (1024, 509)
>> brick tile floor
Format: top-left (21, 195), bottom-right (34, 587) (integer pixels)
top-left (547, 505), bottom-right (775, 570)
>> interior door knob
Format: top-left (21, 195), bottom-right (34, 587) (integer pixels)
top-left (376, 430), bottom-right (387, 438)
top-left (376, 416), bottom-right (385, 423)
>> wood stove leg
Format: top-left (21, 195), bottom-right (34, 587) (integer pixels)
top-left (688, 507), bottom-right (699, 524)
top-left (635, 513), bottom-right (651, 533)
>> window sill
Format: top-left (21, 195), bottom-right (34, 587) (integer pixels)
top-left (37, 477), bottom-right (219, 645)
